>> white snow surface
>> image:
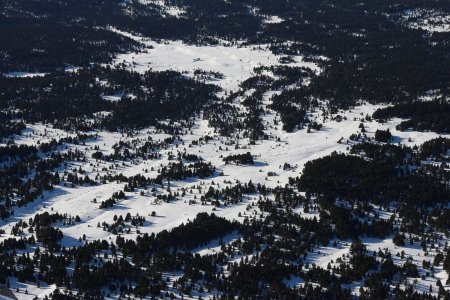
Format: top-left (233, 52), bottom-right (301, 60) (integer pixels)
top-left (3, 72), bottom-right (47, 78)
top-left (1, 28), bottom-right (449, 299)
top-left (140, 0), bottom-right (186, 17)
top-left (401, 9), bottom-right (450, 32)
top-left (111, 28), bottom-right (320, 92)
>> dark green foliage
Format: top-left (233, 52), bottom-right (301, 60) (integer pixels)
top-left (375, 129), bottom-right (392, 143)
top-left (393, 233), bottom-right (405, 246)
top-left (349, 239), bottom-right (377, 279)
top-left (373, 101), bottom-right (450, 133)
top-left (0, 67), bottom-right (218, 131)
top-left (223, 152), bottom-right (254, 165)
top-left (420, 137), bottom-right (450, 160)
top-left (298, 152), bottom-right (448, 207)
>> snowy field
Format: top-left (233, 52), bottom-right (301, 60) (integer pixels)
top-left (2, 72), bottom-right (47, 78)
top-left (400, 9), bottom-right (450, 32)
top-left (111, 28), bottom-right (320, 92)
top-left (2, 100), bottom-right (447, 299)
top-left (1, 27), bottom-right (449, 300)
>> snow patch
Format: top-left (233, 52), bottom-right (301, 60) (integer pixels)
top-left (110, 28), bottom-right (320, 92)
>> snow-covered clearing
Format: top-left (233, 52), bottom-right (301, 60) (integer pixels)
top-left (1, 28), bottom-right (449, 300)
top-left (1, 100), bottom-right (445, 250)
top-left (111, 28), bottom-right (320, 92)
top-left (139, 0), bottom-right (186, 17)
top-left (400, 9), bottom-right (450, 32)
top-left (3, 72), bottom-right (47, 78)
top-left (262, 15), bottom-right (284, 24)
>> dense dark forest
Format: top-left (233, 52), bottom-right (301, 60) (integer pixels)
top-left (373, 100), bottom-right (450, 133)
top-left (2, 0), bottom-right (449, 109)
top-left (0, 67), bottom-right (218, 131)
